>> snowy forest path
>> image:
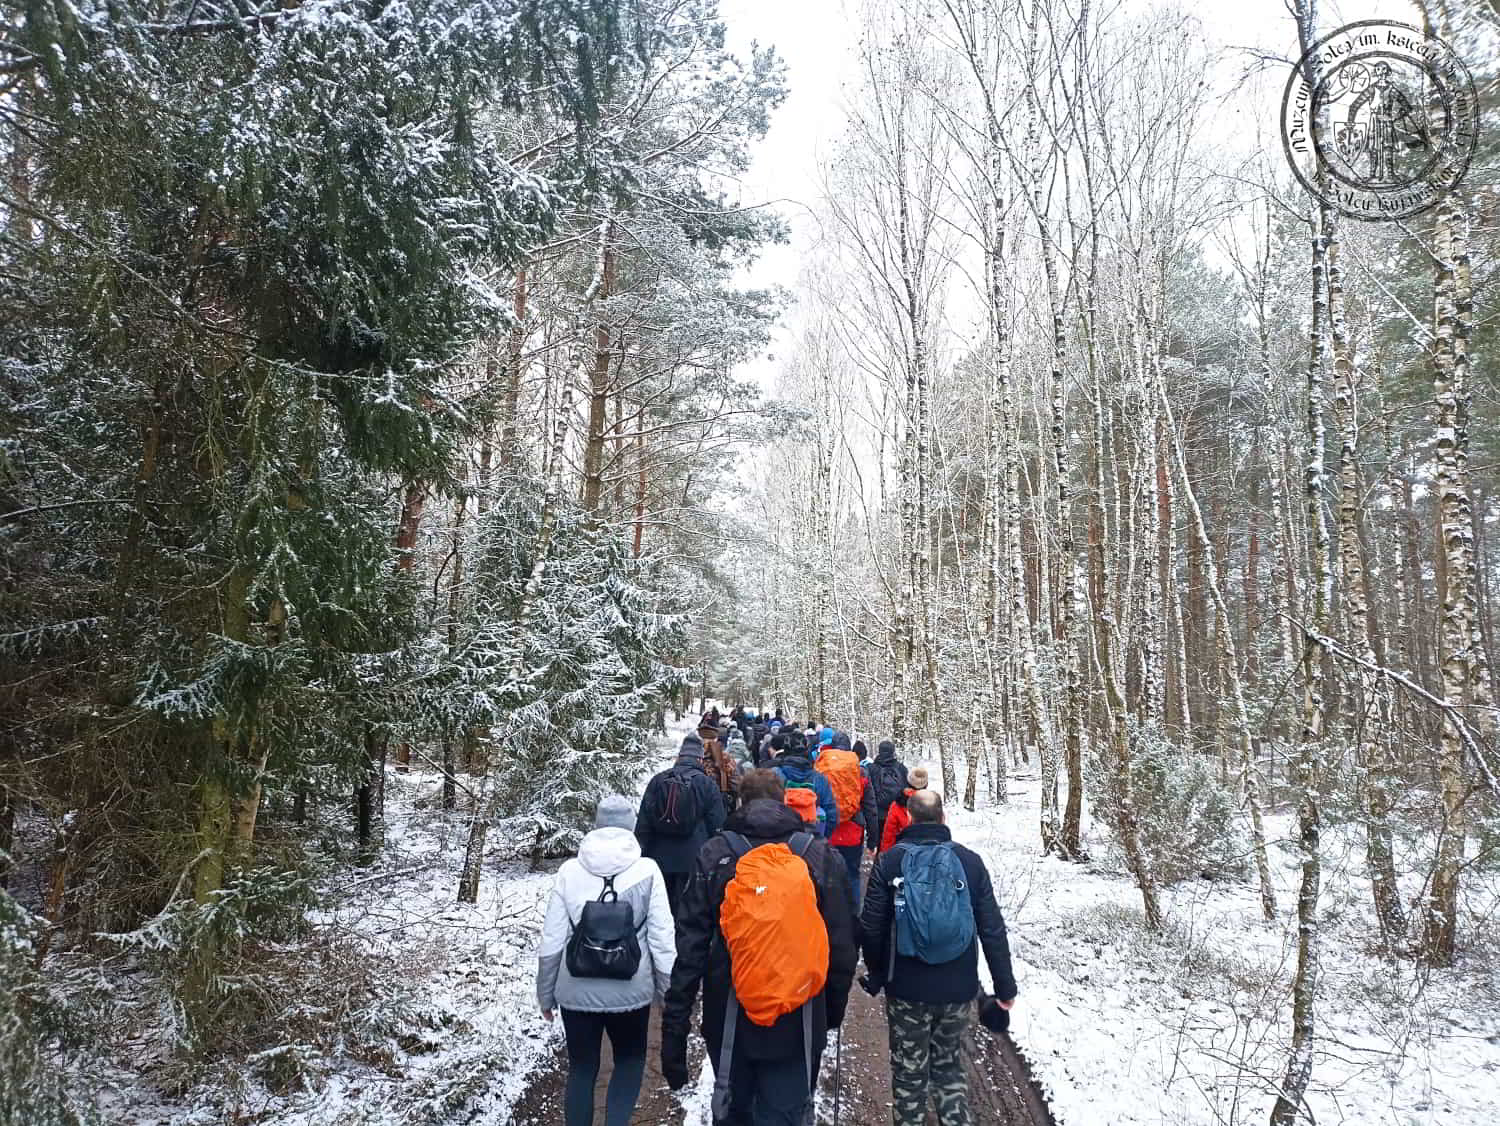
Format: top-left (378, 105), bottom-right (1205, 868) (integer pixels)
top-left (506, 980), bottom-right (1057, 1125)
top-left (508, 1004), bottom-right (699, 1124)
top-left (824, 963), bottom-right (1057, 1126)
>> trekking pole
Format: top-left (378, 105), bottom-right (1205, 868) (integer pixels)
top-left (833, 1025), bottom-right (842, 1126)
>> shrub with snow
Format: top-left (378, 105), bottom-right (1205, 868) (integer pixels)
top-left (1089, 724), bottom-right (1247, 885)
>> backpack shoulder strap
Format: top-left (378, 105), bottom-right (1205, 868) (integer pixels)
top-left (890, 841), bottom-right (910, 881)
top-left (724, 831), bottom-right (751, 858)
top-left (599, 874), bottom-right (618, 901)
top-left (787, 831), bottom-right (814, 858)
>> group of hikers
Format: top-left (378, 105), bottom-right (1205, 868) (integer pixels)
top-left (536, 706), bottom-right (1018, 1126)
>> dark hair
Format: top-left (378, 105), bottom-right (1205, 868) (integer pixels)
top-left (853, 740), bottom-right (867, 757)
top-left (740, 768), bottom-right (785, 804)
top-left (909, 789), bottom-right (943, 824)
top-left (769, 732), bottom-right (787, 752)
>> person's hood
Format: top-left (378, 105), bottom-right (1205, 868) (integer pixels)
top-left (578, 826), bottom-right (642, 877)
top-left (727, 728), bottom-right (746, 744)
top-left (726, 798), bottom-right (807, 840)
top-left (876, 740), bottom-right (897, 760)
top-left (819, 728), bottom-right (835, 747)
top-left (680, 732), bottom-right (704, 757)
top-left (831, 731), bottom-right (852, 751)
top-left (776, 753), bottom-right (815, 777)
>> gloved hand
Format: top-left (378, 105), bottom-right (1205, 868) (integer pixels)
top-left (977, 992), bottom-right (1011, 1034)
top-left (826, 993), bottom-right (848, 1030)
top-left (661, 1034), bottom-right (690, 1091)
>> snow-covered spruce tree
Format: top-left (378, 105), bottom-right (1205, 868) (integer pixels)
top-left (2, 0), bottom-right (633, 945)
top-left (453, 475), bottom-right (687, 889)
top-left (0, 887), bottom-right (93, 1125)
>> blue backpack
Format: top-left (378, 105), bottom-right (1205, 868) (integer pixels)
top-left (894, 842), bottom-right (975, 964)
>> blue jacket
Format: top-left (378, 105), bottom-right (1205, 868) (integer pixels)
top-left (773, 753), bottom-right (837, 838)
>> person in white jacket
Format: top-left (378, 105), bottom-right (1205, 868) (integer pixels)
top-left (537, 794), bottom-right (676, 1126)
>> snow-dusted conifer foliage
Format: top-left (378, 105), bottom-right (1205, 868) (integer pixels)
top-left (2, 0), bottom-right (789, 1109)
top-left (452, 476), bottom-right (688, 855)
top-left (0, 888), bottom-right (90, 1125)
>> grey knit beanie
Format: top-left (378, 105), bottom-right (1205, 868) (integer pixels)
top-left (594, 794), bottom-right (636, 831)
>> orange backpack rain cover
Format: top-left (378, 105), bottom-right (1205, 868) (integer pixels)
top-left (815, 749), bottom-right (862, 824)
top-left (784, 788), bottom-right (818, 824)
top-left (720, 842), bottom-right (829, 1026)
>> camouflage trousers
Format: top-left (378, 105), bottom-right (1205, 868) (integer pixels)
top-left (885, 996), bottom-right (971, 1126)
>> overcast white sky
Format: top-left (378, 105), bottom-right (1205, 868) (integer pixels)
top-left (713, 0), bottom-right (1429, 391)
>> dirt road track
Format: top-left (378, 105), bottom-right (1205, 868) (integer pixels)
top-left (508, 987), bottom-right (1057, 1125)
top-left (508, 1005), bottom-right (694, 1125)
top-left (512, 850), bottom-right (1056, 1125)
top-left (820, 981), bottom-right (1056, 1126)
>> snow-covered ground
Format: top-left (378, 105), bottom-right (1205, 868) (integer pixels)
top-left (79, 717), bottom-right (1500, 1125)
top-left (84, 715), bottom-right (698, 1125)
top-left (925, 757), bottom-right (1500, 1126)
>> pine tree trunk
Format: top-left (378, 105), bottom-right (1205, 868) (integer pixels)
top-left (458, 385), bottom-right (575, 902)
top-left (498, 266), bottom-right (529, 472)
top-left (580, 222), bottom-right (616, 516)
top-left (632, 427), bottom-right (648, 557)
top-left (0, 787), bottom-right (12, 889)
top-left (457, 216), bottom-right (609, 904)
top-left (355, 727), bottom-right (386, 866)
top-left (391, 479), bottom-right (428, 772)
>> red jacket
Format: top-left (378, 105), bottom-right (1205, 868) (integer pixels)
top-left (829, 773), bottom-right (876, 848)
top-left (879, 790), bottom-right (916, 853)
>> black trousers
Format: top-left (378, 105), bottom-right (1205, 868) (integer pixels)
top-left (663, 870), bottom-right (690, 916)
top-left (559, 1006), bottom-right (651, 1126)
top-left (706, 1026), bottom-right (823, 1126)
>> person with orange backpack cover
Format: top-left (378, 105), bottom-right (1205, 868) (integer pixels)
top-left (815, 731), bottom-right (878, 911)
top-left (662, 769), bottom-right (857, 1126)
top-left (772, 733), bottom-right (836, 838)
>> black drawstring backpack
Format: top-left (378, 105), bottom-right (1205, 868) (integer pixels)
top-left (565, 875), bottom-right (643, 980)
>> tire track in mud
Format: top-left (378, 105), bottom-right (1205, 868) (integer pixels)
top-left (508, 987), bottom-right (1057, 1125)
top-left (507, 1005), bottom-right (700, 1125)
top-left (823, 982), bottom-right (1057, 1126)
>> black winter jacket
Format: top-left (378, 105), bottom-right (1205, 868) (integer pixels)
top-left (663, 800), bottom-right (857, 1064)
top-left (635, 752), bottom-right (726, 874)
top-left (869, 743), bottom-right (909, 811)
top-left (859, 822), bottom-right (1018, 1005)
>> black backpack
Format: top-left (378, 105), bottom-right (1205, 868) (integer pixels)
top-left (565, 875), bottom-right (643, 980)
top-left (871, 759), bottom-right (908, 812)
top-left (654, 765), bottom-right (703, 836)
